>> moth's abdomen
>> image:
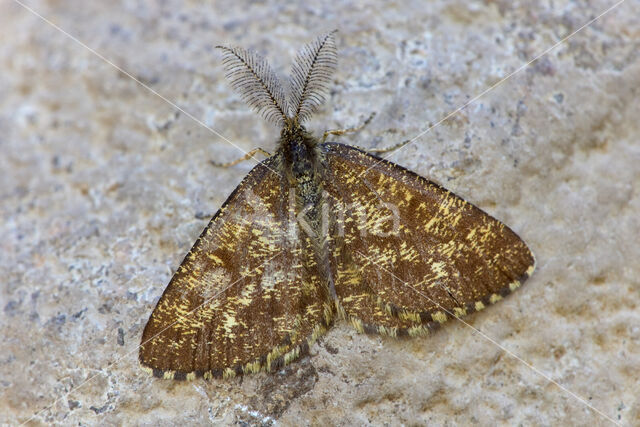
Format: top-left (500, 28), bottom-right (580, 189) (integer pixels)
top-left (281, 135), bottom-right (337, 301)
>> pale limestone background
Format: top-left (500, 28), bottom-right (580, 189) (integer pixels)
top-left (1, 0), bottom-right (639, 425)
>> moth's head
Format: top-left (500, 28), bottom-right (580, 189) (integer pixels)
top-left (217, 31), bottom-right (338, 130)
top-left (280, 118), bottom-right (309, 142)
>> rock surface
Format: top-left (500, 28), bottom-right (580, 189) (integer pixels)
top-left (1, 0), bottom-right (639, 425)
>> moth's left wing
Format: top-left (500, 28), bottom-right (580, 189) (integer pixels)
top-left (322, 143), bottom-right (535, 332)
top-left (139, 155), bottom-right (331, 379)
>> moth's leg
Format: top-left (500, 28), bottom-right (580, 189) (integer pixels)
top-left (364, 139), bottom-right (412, 154)
top-left (321, 112), bottom-right (376, 143)
top-left (365, 119), bottom-right (438, 153)
top-left (322, 113), bottom-right (412, 155)
top-left (210, 148), bottom-right (272, 168)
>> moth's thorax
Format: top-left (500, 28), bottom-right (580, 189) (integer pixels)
top-left (278, 123), bottom-right (326, 237)
top-left (279, 123), bottom-right (323, 180)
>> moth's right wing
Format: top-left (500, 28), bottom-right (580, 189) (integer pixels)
top-left (139, 155), bottom-right (331, 379)
top-left (322, 143), bottom-right (535, 336)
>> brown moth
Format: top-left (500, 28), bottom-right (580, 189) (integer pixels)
top-left (139, 31), bottom-right (535, 380)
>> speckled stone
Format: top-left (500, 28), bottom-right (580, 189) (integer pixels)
top-left (1, 0), bottom-right (639, 425)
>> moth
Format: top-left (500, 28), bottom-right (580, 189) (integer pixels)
top-left (139, 31), bottom-right (535, 380)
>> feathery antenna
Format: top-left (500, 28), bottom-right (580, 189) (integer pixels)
top-left (217, 45), bottom-right (289, 125)
top-left (289, 31), bottom-right (338, 123)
